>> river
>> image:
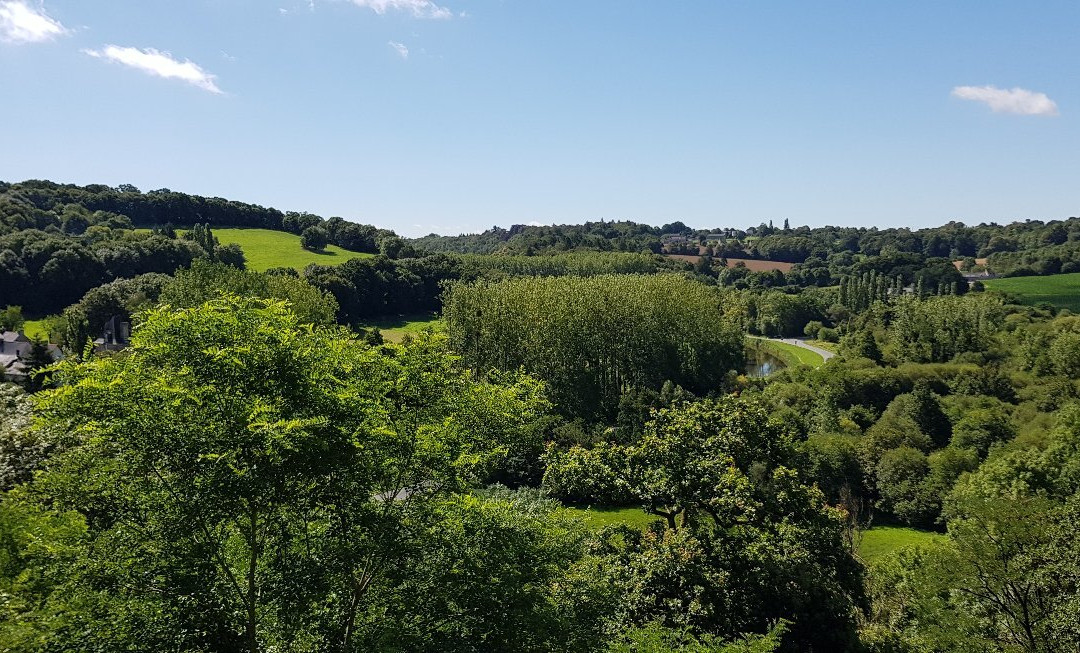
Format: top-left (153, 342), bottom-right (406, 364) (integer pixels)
top-left (745, 350), bottom-right (785, 377)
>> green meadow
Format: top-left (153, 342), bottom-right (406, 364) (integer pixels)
top-left (984, 272), bottom-right (1080, 313)
top-left (857, 526), bottom-right (945, 562)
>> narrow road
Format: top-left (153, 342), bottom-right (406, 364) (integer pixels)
top-left (771, 338), bottom-right (836, 362)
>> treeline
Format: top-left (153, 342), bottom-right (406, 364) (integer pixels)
top-left (0, 179), bottom-right (405, 256)
top-left (414, 215), bottom-right (1080, 287)
top-left (300, 252), bottom-right (682, 324)
top-left (0, 222), bottom-right (206, 314)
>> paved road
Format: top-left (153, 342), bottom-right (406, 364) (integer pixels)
top-left (772, 338), bottom-right (836, 362)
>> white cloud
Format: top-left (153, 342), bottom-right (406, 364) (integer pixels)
top-left (347, 0), bottom-right (452, 19)
top-left (527, 221), bottom-right (544, 227)
top-left (84, 45), bottom-right (222, 94)
top-left (0, 1), bottom-right (67, 43)
top-left (388, 40), bottom-right (408, 59)
top-left (951, 85), bottom-right (1059, 116)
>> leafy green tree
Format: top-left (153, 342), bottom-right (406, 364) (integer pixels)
top-left (0, 306), bottom-right (23, 332)
top-left (950, 407), bottom-right (1015, 457)
top-left (838, 329), bottom-right (881, 363)
top-left (1049, 331), bottom-right (1080, 377)
top-left (445, 275), bottom-right (744, 422)
top-left (10, 296), bottom-right (571, 652)
top-left (875, 446), bottom-right (931, 524)
top-left (801, 433), bottom-right (865, 504)
top-left (546, 398), bottom-right (865, 650)
top-left (300, 226), bottom-right (330, 251)
top-left (160, 260), bottom-right (338, 326)
top-left (865, 405), bottom-right (1080, 652)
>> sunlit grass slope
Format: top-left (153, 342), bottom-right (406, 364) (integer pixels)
top-left (984, 272), bottom-right (1080, 313)
top-left (208, 228), bottom-right (375, 272)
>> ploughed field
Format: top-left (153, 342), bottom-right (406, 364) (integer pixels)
top-left (984, 272), bottom-right (1080, 313)
top-left (665, 254), bottom-right (794, 273)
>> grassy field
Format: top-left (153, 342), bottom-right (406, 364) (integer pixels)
top-left (137, 228), bottom-right (376, 272)
top-left (357, 314), bottom-right (443, 342)
top-left (21, 319), bottom-right (50, 340)
top-left (208, 228), bottom-right (375, 272)
top-left (749, 337), bottom-right (825, 367)
top-left (858, 526), bottom-right (945, 562)
top-left (565, 506), bottom-right (660, 530)
top-left (562, 512), bottom-right (944, 563)
top-left (805, 339), bottom-right (839, 353)
top-left (984, 272), bottom-right (1080, 313)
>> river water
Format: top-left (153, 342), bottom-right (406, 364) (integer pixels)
top-left (745, 350), bottom-right (785, 377)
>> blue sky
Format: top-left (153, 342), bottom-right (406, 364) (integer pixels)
top-left (1, 1), bottom-right (1077, 237)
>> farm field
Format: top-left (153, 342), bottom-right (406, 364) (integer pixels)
top-left (984, 272), bottom-right (1080, 313)
top-left (357, 314), bottom-right (443, 342)
top-left (749, 337), bottom-right (825, 367)
top-left (665, 254), bottom-right (794, 273)
top-left (858, 526), bottom-right (945, 562)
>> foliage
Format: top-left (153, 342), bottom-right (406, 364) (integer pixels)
top-left (299, 225), bottom-right (329, 251)
top-left (446, 274), bottom-right (744, 421)
top-left (546, 398), bottom-right (866, 650)
top-left (160, 260), bottom-right (339, 326)
top-left (3, 297), bottom-right (581, 652)
top-left (888, 294), bottom-right (1004, 363)
top-left (0, 306), bottom-right (24, 332)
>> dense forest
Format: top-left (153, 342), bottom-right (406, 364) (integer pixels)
top-left (1, 179), bottom-right (1080, 651)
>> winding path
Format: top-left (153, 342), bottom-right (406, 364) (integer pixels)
top-left (770, 338), bottom-right (836, 362)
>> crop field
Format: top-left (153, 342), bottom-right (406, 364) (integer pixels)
top-left (984, 272), bottom-right (1080, 313)
top-left (749, 337), bottom-right (825, 367)
top-left (858, 526), bottom-right (945, 562)
top-left (666, 254), bottom-right (794, 273)
top-left (357, 314), bottom-right (443, 342)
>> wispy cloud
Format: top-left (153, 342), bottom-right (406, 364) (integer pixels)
top-left (951, 85), bottom-right (1059, 116)
top-left (347, 0), bottom-right (452, 20)
top-left (0, 1), bottom-right (67, 43)
top-left (83, 45), bottom-right (222, 94)
top-left (388, 40), bottom-right (408, 59)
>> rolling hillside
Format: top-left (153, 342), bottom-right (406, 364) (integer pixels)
top-left (198, 228), bottom-right (375, 272)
